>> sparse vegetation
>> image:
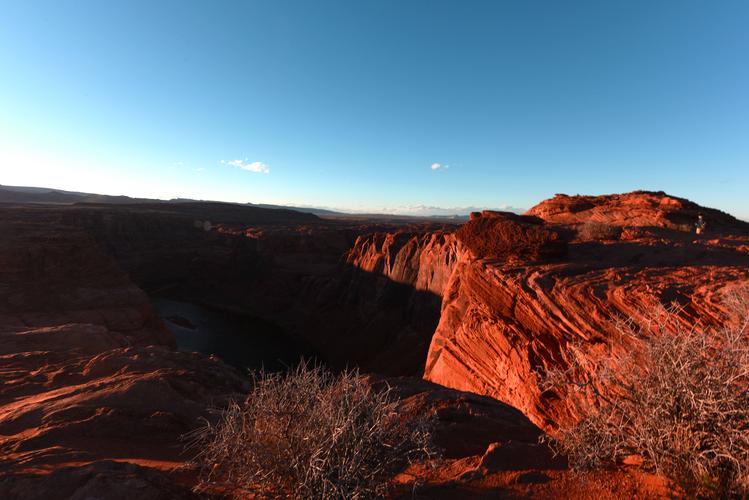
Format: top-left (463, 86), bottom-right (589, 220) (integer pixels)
top-left (189, 363), bottom-right (438, 499)
top-left (540, 288), bottom-right (749, 498)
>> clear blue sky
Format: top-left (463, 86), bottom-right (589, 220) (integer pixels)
top-left (1, 1), bottom-right (747, 217)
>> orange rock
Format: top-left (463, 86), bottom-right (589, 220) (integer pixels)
top-left (455, 211), bottom-right (567, 262)
top-left (422, 192), bottom-right (749, 429)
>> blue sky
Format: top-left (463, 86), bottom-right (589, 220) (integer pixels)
top-left (1, 1), bottom-right (747, 217)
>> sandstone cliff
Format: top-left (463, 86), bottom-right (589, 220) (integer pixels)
top-left (344, 193), bottom-right (749, 430)
top-left (273, 230), bottom-right (460, 375)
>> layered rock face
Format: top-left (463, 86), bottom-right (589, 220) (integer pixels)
top-left (345, 193), bottom-right (749, 430)
top-left (425, 194), bottom-right (749, 429)
top-left (256, 230), bottom-right (463, 375)
top-left (308, 231), bottom-right (459, 373)
top-left (345, 231), bottom-right (458, 293)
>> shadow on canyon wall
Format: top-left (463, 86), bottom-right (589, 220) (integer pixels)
top-left (32, 203), bottom-right (448, 375)
top-left (143, 260), bottom-right (445, 376)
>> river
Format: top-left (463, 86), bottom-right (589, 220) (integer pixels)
top-left (151, 297), bottom-right (313, 372)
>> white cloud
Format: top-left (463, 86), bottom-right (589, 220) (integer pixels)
top-left (195, 167), bottom-right (205, 172)
top-left (221, 159), bottom-right (270, 174)
top-left (430, 162), bottom-right (449, 170)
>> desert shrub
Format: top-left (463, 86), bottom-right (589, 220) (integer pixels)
top-left (540, 290), bottom-right (749, 498)
top-left (188, 363), bottom-right (438, 499)
top-left (576, 221), bottom-right (622, 241)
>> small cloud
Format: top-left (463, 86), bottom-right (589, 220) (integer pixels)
top-left (221, 159), bottom-right (270, 174)
top-left (195, 167), bottom-right (205, 172)
top-left (430, 162), bottom-right (449, 170)
top-left (174, 161), bottom-right (184, 166)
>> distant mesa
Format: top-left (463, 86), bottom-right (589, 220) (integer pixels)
top-left (0, 185), bottom-right (477, 221)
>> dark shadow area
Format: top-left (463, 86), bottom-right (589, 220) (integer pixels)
top-left (26, 203), bottom-right (447, 376)
top-left (142, 258), bottom-right (446, 377)
top-left (299, 262), bottom-right (445, 375)
top-left (568, 229), bottom-right (749, 269)
top-left (151, 297), bottom-right (317, 372)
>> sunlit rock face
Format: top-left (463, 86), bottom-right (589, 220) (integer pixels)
top-left (455, 210), bottom-right (568, 263)
top-left (345, 231), bottom-right (459, 296)
top-left (341, 192), bottom-right (749, 430)
top-left (525, 190), bottom-right (746, 231)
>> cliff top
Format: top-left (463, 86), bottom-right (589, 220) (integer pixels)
top-left (526, 190), bottom-right (749, 232)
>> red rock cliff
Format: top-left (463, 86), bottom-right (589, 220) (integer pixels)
top-left (346, 193), bottom-right (749, 430)
top-left (346, 231), bottom-right (459, 296)
top-left (286, 231), bottom-right (460, 375)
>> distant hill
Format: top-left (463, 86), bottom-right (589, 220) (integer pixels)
top-left (0, 185), bottom-right (158, 205)
top-left (252, 203), bottom-right (343, 217)
top-left (0, 185), bottom-right (473, 222)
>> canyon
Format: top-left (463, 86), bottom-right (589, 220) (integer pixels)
top-left (1, 191), bottom-right (748, 498)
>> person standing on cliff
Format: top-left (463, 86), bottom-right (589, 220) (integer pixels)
top-left (695, 213), bottom-right (707, 235)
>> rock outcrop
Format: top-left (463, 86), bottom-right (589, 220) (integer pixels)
top-left (0, 460), bottom-right (200, 500)
top-left (339, 192), bottom-right (749, 430)
top-left (423, 193), bottom-right (749, 429)
top-left (527, 190), bottom-right (749, 232)
top-left (287, 231), bottom-right (460, 374)
top-left (455, 211), bottom-right (568, 262)
top-left (0, 214), bottom-right (172, 346)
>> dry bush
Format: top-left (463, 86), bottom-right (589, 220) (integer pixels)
top-left (188, 363), bottom-right (438, 499)
top-left (540, 289), bottom-right (749, 498)
top-left (576, 221), bottom-right (622, 241)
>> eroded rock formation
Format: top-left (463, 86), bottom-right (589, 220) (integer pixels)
top-left (421, 193), bottom-right (749, 428)
top-left (340, 192), bottom-right (749, 430)
top-left (455, 211), bottom-right (568, 263)
top-left (301, 231), bottom-right (459, 373)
